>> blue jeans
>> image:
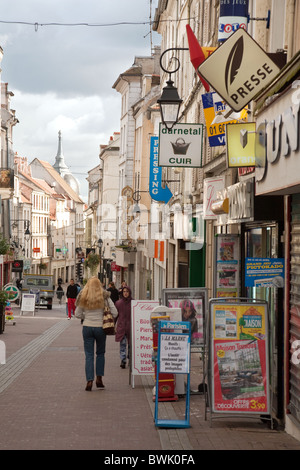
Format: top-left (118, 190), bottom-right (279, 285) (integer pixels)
top-left (120, 335), bottom-right (130, 362)
top-left (82, 326), bottom-right (106, 381)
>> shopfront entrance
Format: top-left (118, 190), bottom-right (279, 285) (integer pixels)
top-left (242, 222), bottom-right (284, 422)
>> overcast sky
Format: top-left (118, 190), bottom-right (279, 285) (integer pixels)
top-left (0, 0), bottom-right (160, 200)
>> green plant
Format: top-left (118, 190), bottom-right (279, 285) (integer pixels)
top-left (0, 290), bottom-right (9, 306)
top-left (84, 252), bottom-right (100, 277)
top-left (0, 233), bottom-right (10, 255)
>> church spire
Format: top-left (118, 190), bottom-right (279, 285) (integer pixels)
top-left (52, 130), bottom-right (80, 194)
top-left (53, 130), bottom-right (68, 175)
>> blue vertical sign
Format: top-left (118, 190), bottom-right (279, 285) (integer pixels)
top-left (149, 136), bottom-right (172, 204)
top-left (218, 0), bottom-right (249, 42)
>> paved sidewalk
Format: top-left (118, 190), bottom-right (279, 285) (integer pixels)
top-left (0, 303), bottom-right (300, 451)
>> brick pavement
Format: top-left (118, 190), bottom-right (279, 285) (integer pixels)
top-left (0, 301), bottom-right (300, 451)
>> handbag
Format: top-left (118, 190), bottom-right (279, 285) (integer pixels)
top-left (102, 300), bottom-right (115, 335)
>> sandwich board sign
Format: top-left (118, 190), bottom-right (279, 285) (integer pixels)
top-left (198, 28), bottom-right (280, 112)
top-left (154, 320), bottom-right (191, 428)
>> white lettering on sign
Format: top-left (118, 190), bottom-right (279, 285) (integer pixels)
top-left (228, 180), bottom-right (253, 221)
top-left (257, 102), bottom-right (300, 182)
top-left (291, 340), bottom-right (300, 366)
top-left (131, 301), bottom-right (159, 376)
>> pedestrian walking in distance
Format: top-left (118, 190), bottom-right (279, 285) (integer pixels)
top-left (118, 280), bottom-right (127, 298)
top-left (75, 277), bottom-right (118, 391)
top-left (56, 284), bottom-right (64, 305)
top-left (115, 286), bottom-right (132, 369)
top-left (66, 279), bottom-right (78, 319)
top-left (107, 281), bottom-right (119, 304)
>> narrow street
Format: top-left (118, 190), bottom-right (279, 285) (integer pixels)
top-left (0, 298), bottom-right (300, 453)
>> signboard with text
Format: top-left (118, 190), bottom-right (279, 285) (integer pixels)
top-left (149, 136), bottom-right (172, 203)
top-left (131, 300), bottom-right (159, 377)
top-left (198, 29), bottom-right (280, 112)
top-left (208, 299), bottom-right (271, 418)
top-left (159, 321), bottom-right (191, 374)
top-left (155, 320), bottom-right (191, 428)
top-left (158, 123), bottom-right (203, 168)
top-left (245, 258), bottom-right (285, 288)
top-left (21, 293), bottom-right (36, 314)
top-left (218, 0), bottom-right (249, 42)
top-left (202, 92), bottom-right (245, 147)
top-left (226, 122), bottom-right (256, 167)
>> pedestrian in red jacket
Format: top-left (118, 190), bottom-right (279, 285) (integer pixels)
top-left (115, 286), bottom-right (132, 368)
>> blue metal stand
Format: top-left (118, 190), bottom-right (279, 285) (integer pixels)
top-left (154, 320), bottom-right (191, 428)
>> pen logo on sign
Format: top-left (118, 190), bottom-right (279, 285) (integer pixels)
top-left (225, 35), bottom-right (244, 94)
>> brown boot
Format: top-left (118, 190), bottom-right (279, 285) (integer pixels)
top-left (85, 380), bottom-right (93, 391)
top-left (96, 376), bottom-right (105, 389)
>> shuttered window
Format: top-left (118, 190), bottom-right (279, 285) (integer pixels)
top-left (289, 194), bottom-right (300, 424)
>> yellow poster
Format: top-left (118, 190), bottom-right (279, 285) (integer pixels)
top-left (213, 304), bottom-right (266, 341)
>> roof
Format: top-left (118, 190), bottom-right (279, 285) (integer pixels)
top-left (32, 159), bottom-right (84, 204)
top-left (19, 170), bottom-right (53, 194)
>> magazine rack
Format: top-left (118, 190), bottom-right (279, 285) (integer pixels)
top-left (154, 320), bottom-right (191, 428)
top-left (205, 297), bottom-right (274, 429)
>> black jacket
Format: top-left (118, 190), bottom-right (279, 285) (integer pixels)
top-left (107, 287), bottom-right (119, 304)
top-left (67, 284), bottom-right (78, 299)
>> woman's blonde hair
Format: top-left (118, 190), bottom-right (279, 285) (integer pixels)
top-left (78, 277), bottom-right (104, 310)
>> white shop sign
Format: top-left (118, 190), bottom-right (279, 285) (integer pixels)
top-left (213, 180), bottom-right (254, 225)
top-left (131, 300), bottom-right (159, 380)
top-left (227, 180), bottom-right (253, 222)
top-left (20, 293), bottom-right (36, 315)
top-left (158, 123), bottom-right (203, 167)
top-left (256, 85), bottom-right (300, 195)
top-left (203, 176), bottom-right (225, 219)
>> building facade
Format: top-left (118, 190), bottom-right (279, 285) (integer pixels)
top-left (152, 0), bottom-right (300, 441)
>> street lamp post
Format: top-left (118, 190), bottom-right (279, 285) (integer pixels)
top-left (97, 238), bottom-right (103, 283)
top-left (132, 190), bottom-right (149, 215)
top-left (157, 48), bottom-right (185, 130)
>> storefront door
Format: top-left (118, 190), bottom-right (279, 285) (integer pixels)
top-left (243, 223), bottom-right (284, 421)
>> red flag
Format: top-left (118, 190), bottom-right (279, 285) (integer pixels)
top-left (186, 24), bottom-right (210, 92)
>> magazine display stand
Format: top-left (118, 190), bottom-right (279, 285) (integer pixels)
top-left (205, 297), bottom-right (274, 428)
top-left (154, 320), bottom-right (191, 429)
top-left (162, 287), bottom-right (208, 395)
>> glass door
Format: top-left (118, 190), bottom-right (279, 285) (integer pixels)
top-left (244, 223), bottom-right (284, 420)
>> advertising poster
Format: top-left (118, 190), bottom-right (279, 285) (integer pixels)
top-left (245, 257), bottom-right (285, 288)
top-left (131, 300), bottom-right (159, 376)
top-left (218, 0), bottom-right (249, 42)
top-left (160, 332), bottom-right (190, 374)
top-left (215, 234), bottom-right (240, 298)
top-left (211, 302), bottom-right (270, 415)
top-left (162, 288), bottom-right (207, 350)
top-left (202, 92), bottom-right (245, 147)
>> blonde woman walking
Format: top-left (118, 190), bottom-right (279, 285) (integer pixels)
top-left (75, 277), bottom-right (118, 391)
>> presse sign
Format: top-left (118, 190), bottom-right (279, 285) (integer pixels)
top-left (198, 29), bottom-right (280, 112)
